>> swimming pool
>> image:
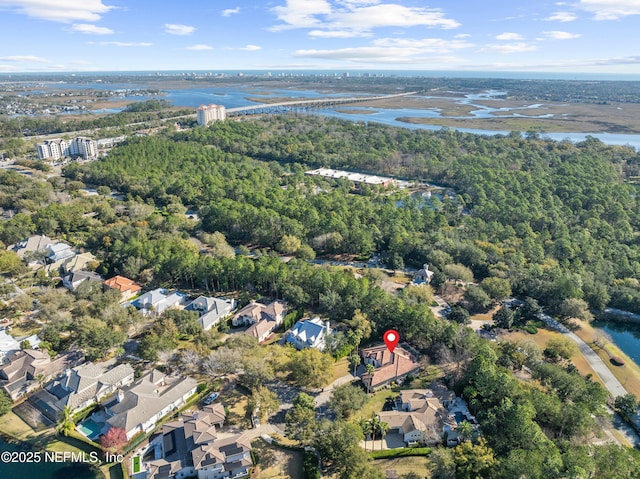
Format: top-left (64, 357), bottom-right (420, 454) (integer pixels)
top-left (454, 412), bottom-right (466, 424)
top-left (77, 419), bottom-right (103, 440)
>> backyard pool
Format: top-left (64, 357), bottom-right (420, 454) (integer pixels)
top-left (78, 419), bottom-right (103, 440)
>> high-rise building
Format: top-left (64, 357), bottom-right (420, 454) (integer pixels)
top-left (36, 137), bottom-right (97, 160)
top-left (196, 104), bottom-right (226, 126)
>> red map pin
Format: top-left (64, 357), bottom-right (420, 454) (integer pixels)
top-left (383, 329), bottom-right (400, 353)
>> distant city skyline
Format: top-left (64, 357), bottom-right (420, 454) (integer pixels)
top-left (1, 0), bottom-right (639, 74)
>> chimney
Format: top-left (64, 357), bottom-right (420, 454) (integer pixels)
top-left (325, 321), bottom-right (331, 333)
top-left (116, 389), bottom-right (124, 403)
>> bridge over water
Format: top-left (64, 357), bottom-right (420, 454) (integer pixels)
top-left (224, 91), bottom-right (417, 117)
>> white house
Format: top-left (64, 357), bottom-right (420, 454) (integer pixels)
top-left (0, 330), bottom-right (20, 364)
top-left (186, 296), bottom-right (237, 331)
top-left (132, 289), bottom-right (188, 315)
top-left (286, 317), bottom-right (331, 351)
top-left (103, 370), bottom-right (197, 440)
top-left (62, 270), bottom-right (103, 290)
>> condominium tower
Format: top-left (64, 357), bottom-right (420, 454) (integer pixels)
top-left (196, 104), bottom-right (226, 126)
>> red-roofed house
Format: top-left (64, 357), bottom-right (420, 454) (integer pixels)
top-left (360, 344), bottom-right (421, 393)
top-left (103, 275), bottom-right (142, 301)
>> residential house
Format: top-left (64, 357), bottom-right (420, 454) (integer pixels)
top-left (62, 270), bottom-right (103, 290)
top-left (103, 275), bottom-right (142, 301)
top-left (378, 389), bottom-right (456, 446)
top-left (232, 300), bottom-right (286, 344)
top-left (186, 296), bottom-right (237, 331)
top-left (413, 263), bottom-right (434, 285)
top-left (61, 252), bottom-right (98, 274)
top-left (286, 317), bottom-right (331, 351)
top-left (45, 242), bottom-right (75, 263)
top-left (103, 369), bottom-right (198, 440)
top-left (139, 406), bottom-right (250, 479)
top-left (360, 344), bottom-right (421, 393)
top-left (7, 235), bottom-right (52, 259)
top-left (35, 360), bottom-right (134, 419)
top-left (132, 288), bottom-right (188, 316)
top-left (0, 349), bottom-right (83, 401)
top-left (0, 330), bottom-right (20, 364)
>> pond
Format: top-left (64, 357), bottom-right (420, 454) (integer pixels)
top-left (0, 436), bottom-right (103, 479)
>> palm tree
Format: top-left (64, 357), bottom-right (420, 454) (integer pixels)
top-left (56, 406), bottom-right (75, 437)
top-left (457, 420), bottom-right (474, 443)
top-left (357, 416), bottom-right (372, 451)
top-left (365, 363), bottom-right (375, 376)
top-left (349, 353), bottom-right (361, 376)
top-left (368, 413), bottom-right (382, 451)
top-left (378, 421), bottom-right (390, 450)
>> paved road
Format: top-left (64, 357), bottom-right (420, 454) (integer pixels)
top-left (539, 313), bottom-right (628, 398)
top-left (313, 373), bottom-right (356, 409)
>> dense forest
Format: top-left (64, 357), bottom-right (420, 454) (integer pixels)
top-left (3, 114), bottom-right (640, 476)
top-left (60, 115), bottom-right (640, 318)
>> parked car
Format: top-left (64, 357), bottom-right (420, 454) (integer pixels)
top-left (203, 392), bottom-right (219, 405)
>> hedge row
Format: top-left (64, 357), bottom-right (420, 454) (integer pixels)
top-left (369, 447), bottom-right (432, 459)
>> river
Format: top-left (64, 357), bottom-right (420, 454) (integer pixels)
top-left (0, 436), bottom-right (102, 479)
top-left (47, 83), bottom-right (640, 150)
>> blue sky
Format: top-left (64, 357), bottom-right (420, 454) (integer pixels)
top-left (1, 0), bottom-right (639, 73)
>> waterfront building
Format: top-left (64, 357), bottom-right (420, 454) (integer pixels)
top-left (196, 104), bottom-right (226, 126)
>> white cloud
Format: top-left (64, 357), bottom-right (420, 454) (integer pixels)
top-left (271, 0), bottom-right (331, 30)
top-left (270, 1), bottom-right (460, 35)
top-left (239, 44), bottom-right (262, 51)
top-left (454, 33), bottom-right (471, 38)
top-left (578, 0), bottom-right (640, 20)
top-left (309, 29), bottom-right (370, 37)
top-left (480, 42), bottom-right (537, 54)
top-left (294, 47), bottom-right (462, 64)
top-left (186, 44), bottom-right (213, 51)
top-left (373, 37), bottom-right (474, 52)
top-left (225, 44), bottom-right (263, 51)
top-left (164, 23), bottom-right (196, 35)
top-left (294, 36), bottom-right (472, 64)
top-left (545, 11), bottom-right (577, 22)
top-left (0, 55), bottom-right (49, 62)
top-left (542, 30), bottom-right (582, 39)
top-left (0, 0), bottom-right (114, 22)
top-left (0, 65), bottom-right (18, 71)
top-left (328, 4), bottom-right (460, 30)
top-left (222, 7), bottom-right (240, 16)
top-left (89, 41), bottom-right (152, 47)
top-left (71, 23), bottom-right (113, 34)
top-left (496, 32), bottom-right (523, 41)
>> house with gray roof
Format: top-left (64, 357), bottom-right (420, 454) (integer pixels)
top-left (0, 330), bottom-right (20, 364)
top-left (102, 369), bottom-right (197, 440)
top-left (8, 235), bottom-right (52, 259)
top-left (45, 242), bottom-right (75, 263)
top-left (37, 360), bottom-right (134, 417)
top-left (0, 349), bottom-right (83, 401)
top-left (132, 288), bottom-right (188, 316)
top-left (62, 270), bottom-right (103, 290)
top-left (136, 405), bottom-right (250, 479)
top-left (186, 296), bottom-right (237, 331)
top-left (286, 317), bottom-right (331, 351)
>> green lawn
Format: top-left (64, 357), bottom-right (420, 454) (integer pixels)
top-left (355, 389), bottom-right (397, 420)
top-left (373, 456), bottom-right (431, 477)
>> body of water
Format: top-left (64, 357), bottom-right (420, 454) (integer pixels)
top-left (592, 321), bottom-right (640, 367)
top-left (160, 85), bottom-right (640, 150)
top-left (0, 436), bottom-right (102, 479)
